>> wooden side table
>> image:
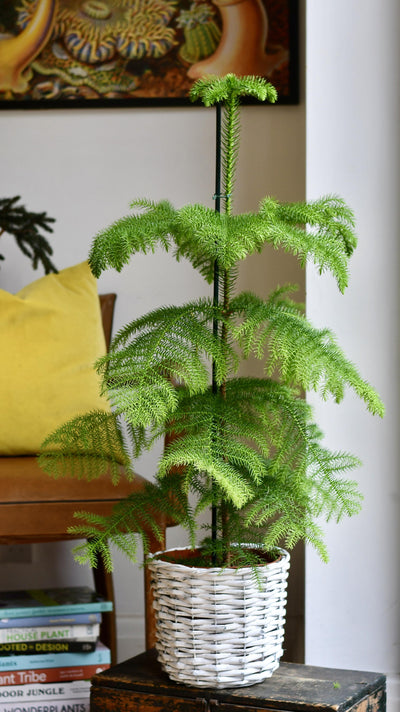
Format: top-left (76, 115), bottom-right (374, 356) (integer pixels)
top-left (90, 649), bottom-right (386, 712)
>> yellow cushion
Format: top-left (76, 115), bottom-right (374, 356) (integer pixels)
top-left (0, 262), bottom-right (109, 455)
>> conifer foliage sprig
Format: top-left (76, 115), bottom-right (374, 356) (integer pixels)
top-left (231, 289), bottom-right (384, 414)
top-left (39, 74), bottom-right (384, 571)
top-left (0, 196), bottom-right (56, 273)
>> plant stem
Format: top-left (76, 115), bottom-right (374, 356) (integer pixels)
top-left (219, 97), bottom-right (235, 564)
top-left (211, 95), bottom-right (237, 564)
top-left (211, 103), bottom-right (222, 563)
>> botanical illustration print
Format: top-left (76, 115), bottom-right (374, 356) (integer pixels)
top-left (0, 0), bottom-right (294, 104)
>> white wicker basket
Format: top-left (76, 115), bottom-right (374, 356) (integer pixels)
top-left (147, 546), bottom-right (290, 688)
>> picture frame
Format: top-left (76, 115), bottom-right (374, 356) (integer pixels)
top-left (0, 0), bottom-right (299, 109)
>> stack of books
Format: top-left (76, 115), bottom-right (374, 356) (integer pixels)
top-left (0, 586), bottom-right (113, 712)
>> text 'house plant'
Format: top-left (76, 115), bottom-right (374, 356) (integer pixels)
top-left (40, 75), bottom-right (384, 688)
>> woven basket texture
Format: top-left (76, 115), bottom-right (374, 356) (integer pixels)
top-left (148, 547), bottom-right (290, 688)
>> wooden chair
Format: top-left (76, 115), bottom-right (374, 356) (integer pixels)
top-left (0, 294), bottom-right (175, 664)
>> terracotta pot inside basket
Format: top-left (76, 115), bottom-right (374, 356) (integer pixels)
top-left (155, 546), bottom-right (282, 569)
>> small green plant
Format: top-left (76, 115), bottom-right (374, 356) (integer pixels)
top-left (39, 75), bottom-right (383, 571)
top-left (0, 196), bottom-right (56, 274)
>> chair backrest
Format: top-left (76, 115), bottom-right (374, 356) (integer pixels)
top-left (99, 294), bottom-right (117, 349)
top-left (0, 291), bottom-right (177, 652)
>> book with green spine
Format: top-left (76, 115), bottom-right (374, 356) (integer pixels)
top-left (0, 640), bottom-right (96, 656)
top-left (0, 587), bottom-right (112, 619)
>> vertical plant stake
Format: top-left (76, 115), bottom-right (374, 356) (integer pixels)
top-left (204, 78), bottom-right (278, 558)
top-left (40, 75), bottom-right (384, 686)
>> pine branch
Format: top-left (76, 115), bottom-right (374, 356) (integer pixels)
top-left (259, 195), bottom-right (356, 292)
top-left (232, 289), bottom-right (385, 416)
top-left (94, 300), bottom-right (237, 430)
top-left (101, 376), bottom-right (178, 432)
top-left (158, 378), bottom-right (364, 535)
top-left (0, 196), bottom-right (56, 273)
top-left (107, 299), bottom-right (236, 386)
top-left (154, 380), bottom-right (303, 507)
top-left (189, 73), bottom-right (278, 107)
top-left (67, 473), bottom-right (196, 570)
top-left (173, 207), bottom-right (263, 273)
top-left (39, 410), bottom-right (133, 483)
top-left (172, 197), bottom-right (357, 292)
top-left (158, 435), bottom-right (256, 508)
top-left (89, 200), bottom-right (175, 277)
top-left (276, 194), bottom-right (357, 257)
top-left (87, 195), bottom-right (357, 296)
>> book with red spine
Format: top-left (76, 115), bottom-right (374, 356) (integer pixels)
top-left (0, 663), bottom-right (110, 687)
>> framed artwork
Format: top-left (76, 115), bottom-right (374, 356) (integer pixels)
top-left (0, 0), bottom-right (298, 108)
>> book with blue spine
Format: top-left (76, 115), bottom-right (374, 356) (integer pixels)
top-left (0, 613), bottom-right (102, 629)
top-left (0, 641), bottom-right (111, 672)
top-left (0, 588), bottom-right (112, 620)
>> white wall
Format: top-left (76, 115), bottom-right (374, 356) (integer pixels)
top-left (305, 1), bottom-right (400, 709)
top-left (0, 90), bottom-right (305, 660)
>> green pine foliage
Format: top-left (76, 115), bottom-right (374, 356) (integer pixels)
top-left (39, 74), bottom-right (384, 571)
top-left (231, 288), bottom-right (382, 412)
top-left (40, 411), bottom-right (133, 483)
top-left (0, 196), bottom-right (56, 274)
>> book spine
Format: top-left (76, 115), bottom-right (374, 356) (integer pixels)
top-left (0, 699), bottom-right (90, 712)
top-left (0, 625), bottom-right (100, 644)
top-left (0, 642), bottom-right (96, 657)
top-left (0, 680), bottom-right (91, 702)
top-left (0, 615), bottom-right (101, 630)
top-left (0, 645), bottom-right (111, 672)
top-left (0, 604), bottom-right (112, 620)
top-left (0, 665), bottom-right (110, 687)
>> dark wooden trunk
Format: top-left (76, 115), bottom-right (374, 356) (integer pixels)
top-left (90, 649), bottom-right (386, 712)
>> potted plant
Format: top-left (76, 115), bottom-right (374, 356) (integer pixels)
top-left (39, 74), bottom-right (384, 688)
